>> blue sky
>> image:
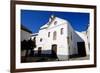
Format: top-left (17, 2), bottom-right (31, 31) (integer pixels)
top-left (21, 10), bottom-right (89, 33)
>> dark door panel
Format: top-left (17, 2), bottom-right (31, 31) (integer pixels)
top-left (38, 47), bottom-right (42, 56)
top-left (52, 44), bottom-right (57, 58)
top-left (77, 42), bottom-right (86, 57)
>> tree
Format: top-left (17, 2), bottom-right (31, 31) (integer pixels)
top-left (21, 37), bottom-right (36, 57)
top-left (21, 40), bottom-right (29, 57)
top-left (21, 40), bottom-right (27, 51)
top-left (29, 37), bottom-right (36, 56)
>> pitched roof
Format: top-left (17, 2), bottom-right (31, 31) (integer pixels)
top-left (40, 15), bottom-right (68, 30)
top-left (40, 23), bottom-right (49, 29)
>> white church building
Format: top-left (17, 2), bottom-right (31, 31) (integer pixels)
top-left (31, 15), bottom-right (90, 61)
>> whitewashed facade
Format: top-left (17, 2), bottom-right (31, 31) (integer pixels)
top-left (21, 25), bottom-right (32, 41)
top-left (21, 25), bottom-right (32, 56)
top-left (32, 15), bottom-right (90, 60)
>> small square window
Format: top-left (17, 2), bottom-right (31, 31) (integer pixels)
top-left (40, 38), bottom-right (42, 42)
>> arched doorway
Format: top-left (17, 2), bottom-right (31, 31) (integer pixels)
top-left (38, 47), bottom-right (42, 56)
top-left (51, 44), bottom-right (57, 58)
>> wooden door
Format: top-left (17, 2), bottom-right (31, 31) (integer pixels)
top-left (77, 42), bottom-right (86, 57)
top-left (52, 44), bottom-right (57, 58)
top-left (38, 47), bottom-right (42, 56)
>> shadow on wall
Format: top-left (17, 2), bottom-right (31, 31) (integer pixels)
top-left (67, 23), bottom-right (87, 58)
top-left (72, 31), bottom-right (87, 58)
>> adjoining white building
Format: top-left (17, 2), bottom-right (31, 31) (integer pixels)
top-left (21, 25), bottom-right (32, 41)
top-left (21, 25), bottom-right (32, 56)
top-left (31, 15), bottom-right (90, 61)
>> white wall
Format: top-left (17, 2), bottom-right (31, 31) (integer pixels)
top-left (0, 0), bottom-right (100, 73)
top-left (75, 31), bottom-right (90, 56)
top-left (67, 23), bottom-right (79, 55)
top-left (46, 17), bottom-right (68, 55)
top-left (35, 16), bottom-right (70, 60)
top-left (34, 15), bottom-right (88, 60)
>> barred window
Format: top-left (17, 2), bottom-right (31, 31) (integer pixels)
top-left (71, 32), bottom-right (72, 40)
top-left (53, 31), bottom-right (57, 40)
top-left (61, 28), bottom-right (64, 35)
top-left (48, 32), bottom-right (50, 37)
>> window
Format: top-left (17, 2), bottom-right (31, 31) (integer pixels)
top-left (54, 21), bottom-right (57, 25)
top-left (61, 28), bottom-right (64, 35)
top-left (48, 32), bottom-right (50, 37)
top-left (53, 31), bottom-right (57, 40)
top-left (40, 38), bottom-right (42, 42)
top-left (69, 46), bottom-right (70, 50)
top-left (67, 37), bottom-right (69, 44)
top-left (87, 36), bottom-right (88, 39)
top-left (71, 32), bottom-right (72, 40)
